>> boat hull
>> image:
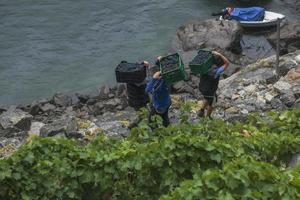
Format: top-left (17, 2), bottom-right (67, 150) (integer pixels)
top-left (220, 11), bottom-right (285, 28)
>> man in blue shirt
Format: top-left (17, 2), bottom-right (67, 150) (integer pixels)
top-left (145, 69), bottom-right (171, 127)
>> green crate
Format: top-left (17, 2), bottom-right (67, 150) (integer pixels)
top-left (189, 50), bottom-right (214, 75)
top-left (159, 53), bottom-right (186, 85)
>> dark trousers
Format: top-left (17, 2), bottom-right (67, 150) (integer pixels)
top-left (148, 105), bottom-right (170, 127)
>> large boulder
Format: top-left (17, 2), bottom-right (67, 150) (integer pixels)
top-left (29, 98), bottom-right (56, 115)
top-left (53, 92), bottom-right (72, 107)
top-left (267, 21), bottom-right (300, 54)
top-left (240, 35), bottom-right (275, 61)
top-left (28, 122), bottom-right (45, 136)
top-left (174, 19), bottom-right (242, 53)
top-left (0, 107), bottom-right (32, 131)
top-left (281, 0), bottom-right (300, 13)
top-left (39, 115), bottom-right (78, 137)
top-left (95, 109), bottom-right (137, 138)
top-left (0, 106), bottom-right (7, 116)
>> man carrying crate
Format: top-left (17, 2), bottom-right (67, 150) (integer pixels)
top-left (145, 57), bottom-right (172, 127)
top-left (198, 51), bottom-right (230, 118)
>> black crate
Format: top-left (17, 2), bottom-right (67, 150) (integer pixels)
top-left (115, 62), bottom-right (146, 83)
top-left (126, 83), bottom-right (147, 96)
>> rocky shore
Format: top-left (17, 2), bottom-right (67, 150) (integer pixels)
top-left (1, 18), bottom-right (300, 158)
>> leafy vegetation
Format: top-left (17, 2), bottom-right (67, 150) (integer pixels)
top-left (0, 108), bottom-right (300, 199)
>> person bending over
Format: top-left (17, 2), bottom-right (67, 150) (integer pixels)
top-left (198, 51), bottom-right (229, 118)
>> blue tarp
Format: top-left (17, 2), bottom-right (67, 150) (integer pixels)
top-left (230, 7), bottom-right (265, 21)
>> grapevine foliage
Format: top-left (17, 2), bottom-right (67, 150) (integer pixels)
top-left (0, 108), bottom-right (300, 199)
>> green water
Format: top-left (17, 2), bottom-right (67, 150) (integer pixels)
top-left (0, 0), bottom-right (298, 105)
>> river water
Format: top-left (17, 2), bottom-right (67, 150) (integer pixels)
top-left (0, 0), bottom-right (298, 105)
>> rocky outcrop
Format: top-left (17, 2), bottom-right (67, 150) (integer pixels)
top-left (214, 51), bottom-right (300, 121)
top-left (172, 19), bottom-right (280, 78)
top-left (53, 92), bottom-right (72, 107)
top-left (0, 107), bottom-right (32, 131)
top-left (267, 21), bottom-right (300, 55)
top-left (174, 19), bottom-right (242, 53)
top-left (281, 0), bottom-right (300, 13)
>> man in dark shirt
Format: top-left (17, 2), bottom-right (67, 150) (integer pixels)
top-left (198, 51), bottom-right (229, 118)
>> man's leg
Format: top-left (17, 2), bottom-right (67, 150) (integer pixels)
top-left (205, 95), bottom-right (215, 118)
top-left (160, 108), bottom-right (170, 127)
top-left (198, 99), bottom-right (208, 117)
top-left (148, 105), bottom-right (156, 124)
top-left (206, 105), bottom-right (213, 118)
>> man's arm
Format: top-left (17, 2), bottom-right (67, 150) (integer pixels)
top-left (212, 51), bottom-right (230, 70)
top-left (145, 72), bottom-right (161, 93)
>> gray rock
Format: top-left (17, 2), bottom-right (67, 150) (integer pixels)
top-left (29, 104), bottom-right (41, 116)
top-left (0, 108), bottom-right (32, 131)
top-left (224, 88), bottom-right (236, 99)
top-left (70, 94), bottom-right (80, 106)
top-left (65, 131), bottom-right (84, 139)
top-left (29, 99), bottom-right (50, 115)
top-left (104, 98), bottom-right (122, 112)
top-left (0, 127), bottom-right (21, 138)
top-left (40, 124), bottom-right (66, 137)
top-left (66, 118), bottom-right (78, 134)
top-left (53, 92), bottom-right (72, 107)
top-left (40, 120), bottom-right (67, 137)
top-left (225, 114), bottom-right (248, 123)
top-left (267, 21), bottom-right (300, 55)
top-left (277, 57), bottom-right (298, 77)
top-left (280, 92), bottom-right (296, 107)
top-left (0, 136), bottom-right (25, 157)
top-left (28, 122), bottom-right (45, 136)
top-left (243, 68), bottom-right (277, 84)
top-left (265, 92), bottom-right (277, 103)
top-left (116, 83), bottom-right (127, 98)
top-left (174, 19), bottom-right (242, 53)
top-left (0, 107), bottom-right (7, 115)
top-left (244, 84), bottom-right (257, 94)
top-left (295, 54), bottom-right (300, 63)
top-left (273, 80), bottom-right (292, 94)
top-left (86, 98), bottom-right (97, 105)
top-left (241, 35), bottom-right (275, 61)
top-left (95, 120), bottom-right (129, 138)
top-left (40, 103), bottom-right (56, 113)
top-left (270, 98), bottom-right (286, 110)
top-left (293, 98), bottom-right (300, 108)
top-left (98, 85), bottom-right (111, 99)
top-left (76, 93), bottom-right (90, 104)
top-left (172, 82), bottom-right (195, 95)
top-left (92, 102), bottom-right (105, 116)
top-left (288, 41), bottom-right (300, 53)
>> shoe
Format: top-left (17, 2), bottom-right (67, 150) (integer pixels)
top-left (198, 109), bottom-right (205, 118)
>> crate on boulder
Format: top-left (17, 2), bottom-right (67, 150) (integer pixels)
top-left (189, 50), bottom-right (214, 75)
top-left (159, 53), bottom-right (186, 85)
top-left (115, 61), bottom-right (146, 84)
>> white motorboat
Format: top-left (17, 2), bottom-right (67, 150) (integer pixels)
top-left (220, 11), bottom-right (286, 28)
